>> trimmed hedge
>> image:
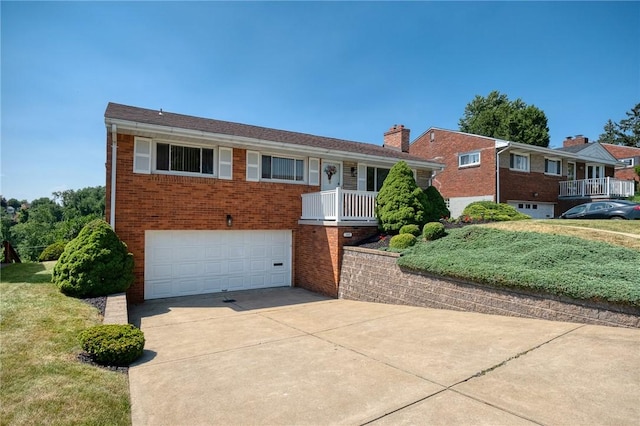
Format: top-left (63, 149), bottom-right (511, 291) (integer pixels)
top-left (39, 241), bottom-right (67, 261)
top-left (79, 324), bottom-right (145, 366)
top-left (389, 233), bottom-right (417, 249)
top-left (399, 224), bottom-right (421, 237)
top-left (53, 219), bottom-right (134, 297)
top-left (461, 201), bottom-right (530, 221)
top-left (423, 186), bottom-right (451, 222)
top-left (422, 222), bottom-right (446, 241)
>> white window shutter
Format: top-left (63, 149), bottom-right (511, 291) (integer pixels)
top-left (133, 137), bottom-right (152, 174)
top-left (308, 158), bottom-right (320, 186)
top-left (246, 151), bottom-right (260, 182)
top-left (357, 163), bottom-right (367, 191)
top-left (218, 147), bottom-right (233, 180)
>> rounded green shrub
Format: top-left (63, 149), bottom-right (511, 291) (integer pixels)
top-left (389, 233), bottom-right (417, 249)
top-left (39, 241), bottom-right (67, 261)
top-left (376, 161), bottom-right (428, 233)
top-left (461, 201), bottom-right (530, 221)
top-left (52, 219), bottom-right (134, 297)
top-left (423, 186), bottom-right (451, 222)
top-left (423, 222), bottom-right (447, 241)
top-left (79, 324), bottom-right (145, 366)
top-left (399, 224), bottom-right (421, 237)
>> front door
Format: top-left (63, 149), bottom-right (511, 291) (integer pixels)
top-left (321, 161), bottom-right (342, 191)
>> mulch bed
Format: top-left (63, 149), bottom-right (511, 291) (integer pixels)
top-left (356, 220), bottom-right (493, 250)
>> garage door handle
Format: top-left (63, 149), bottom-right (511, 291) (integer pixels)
top-left (274, 263), bottom-right (283, 266)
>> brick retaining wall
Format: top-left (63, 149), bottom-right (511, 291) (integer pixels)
top-left (339, 247), bottom-right (640, 328)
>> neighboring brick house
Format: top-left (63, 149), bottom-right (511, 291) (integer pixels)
top-left (601, 144), bottom-right (639, 187)
top-left (409, 129), bottom-right (631, 219)
top-left (104, 104), bottom-right (444, 303)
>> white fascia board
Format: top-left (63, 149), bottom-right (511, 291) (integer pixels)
top-left (502, 141), bottom-right (621, 166)
top-left (105, 118), bottom-right (445, 171)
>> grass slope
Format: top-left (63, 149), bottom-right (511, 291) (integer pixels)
top-left (0, 262), bottom-right (130, 426)
top-left (397, 226), bottom-right (640, 307)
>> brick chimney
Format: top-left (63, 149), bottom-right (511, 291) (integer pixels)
top-left (563, 134), bottom-right (589, 148)
top-left (384, 124), bottom-right (410, 152)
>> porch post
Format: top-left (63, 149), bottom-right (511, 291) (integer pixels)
top-left (336, 187), bottom-right (343, 221)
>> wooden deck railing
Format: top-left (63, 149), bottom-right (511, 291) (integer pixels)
top-left (301, 188), bottom-right (378, 222)
top-left (559, 177), bottom-right (635, 198)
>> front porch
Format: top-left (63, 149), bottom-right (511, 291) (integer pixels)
top-left (559, 177), bottom-right (635, 199)
top-left (300, 188), bottom-right (378, 225)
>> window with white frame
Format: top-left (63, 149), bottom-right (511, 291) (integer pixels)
top-left (261, 155), bottom-right (304, 182)
top-left (621, 158), bottom-right (635, 167)
top-left (458, 151), bottom-right (481, 168)
top-left (544, 158), bottom-right (562, 176)
top-left (509, 153), bottom-right (530, 172)
top-left (366, 166), bottom-right (390, 191)
top-left (156, 143), bottom-right (214, 175)
top-left (133, 137), bottom-right (231, 179)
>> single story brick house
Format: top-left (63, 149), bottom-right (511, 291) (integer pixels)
top-left (409, 129), bottom-right (632, 218)
top-left (104, 103), bottom-right (444, 303)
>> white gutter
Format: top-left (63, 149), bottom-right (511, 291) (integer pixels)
top-left (495, 144), bottom-right (511, 204)
top-left (104, 118), bottom-right (445, 172)
top-left (110, 124), bottom-right (117, 229)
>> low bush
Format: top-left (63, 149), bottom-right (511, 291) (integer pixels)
top-left (389, 233), bottom-right (417, 249)
top-left (79, 324), bottom-right (145, 366)
top-left (53, 219), bottom-right (134, 297)
top-left (422, 222), bottom-right (446, 241)
top-left (38, 241), bottom-right (67, 261)
top-left (461, 201), bottom-right (530, 221)
top-left (399, 224), bottom-right (421, 236)
top-left (398, 226), bottom-right (640, 306)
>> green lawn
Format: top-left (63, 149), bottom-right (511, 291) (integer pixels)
top-left (0, 262), bottom-right (131, 426)
top-left (398, 226), bottom-right (640, 307)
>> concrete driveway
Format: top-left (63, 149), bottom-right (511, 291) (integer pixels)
top-left (128, 288), bottom-right (640, 425)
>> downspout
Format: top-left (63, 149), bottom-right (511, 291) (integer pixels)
top-left (110, 124), bottom-right (117, 229)
top-left (495, 145), bottom-right (510, 204)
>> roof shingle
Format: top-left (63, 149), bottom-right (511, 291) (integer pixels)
top-left (105, 102), bottom-right (436, 164)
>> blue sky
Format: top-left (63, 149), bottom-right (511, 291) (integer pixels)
top-left (2, 1), bottom-right (638, 202)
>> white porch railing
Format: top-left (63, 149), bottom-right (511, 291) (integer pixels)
top-left (559, 177), bottom-right (636, 198)
top-left (301, 188), bottom-right (378, 222)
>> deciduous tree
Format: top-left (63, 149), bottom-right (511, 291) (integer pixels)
top-left (459, 91), bottom-right (550, 147)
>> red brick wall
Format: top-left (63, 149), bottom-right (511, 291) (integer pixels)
top-left (295, 225), bottom-right (378, 297)
top-left (410, 129), bottom-right (496, 198)
top-left (499, 169), bottom-right (563, 204)
top-left (106, 132), bottom-right (319, 302)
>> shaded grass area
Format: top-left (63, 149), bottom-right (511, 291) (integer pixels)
top-left (0, 262), bottom-right (131, 426)
top-left (397, 226), bottom-right (640, 307)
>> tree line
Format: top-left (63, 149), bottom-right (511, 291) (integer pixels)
top-left (1, 186), bottom-right (105, 261)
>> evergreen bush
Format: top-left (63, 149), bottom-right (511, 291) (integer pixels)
top-left (79, 324), bottom-right (145, 366)
top-left (52, 219), bottom-right (134, 297)
top-left (423, 222), bottom-right (447, 241)
top-left (399, 224), bottom-right (421, 237)
top-left (461, 201), bottom-right (530, 221)
top-left (376, 161), bottom-right (428, 233)
top-left (389, 233), bottom-right (417, 249)
top-left (423, 186), bottom-right (451, 222)
top-left (39, 241), bottom-right (67, 261)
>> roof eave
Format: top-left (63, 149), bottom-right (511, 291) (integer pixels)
top-left (105, 117), bottom-right (445, 171)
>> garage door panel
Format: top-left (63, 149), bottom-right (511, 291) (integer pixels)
top-left (145, 230), bottom-right (292, 299)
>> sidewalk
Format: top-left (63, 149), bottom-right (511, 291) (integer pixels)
top-left (128, 287), bottom-right (640, 425)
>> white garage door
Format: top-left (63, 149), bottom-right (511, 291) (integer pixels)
top-left (145, 230), bottom-right (292, 300)
top-left (508, 202), bottom-right (555, 219)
